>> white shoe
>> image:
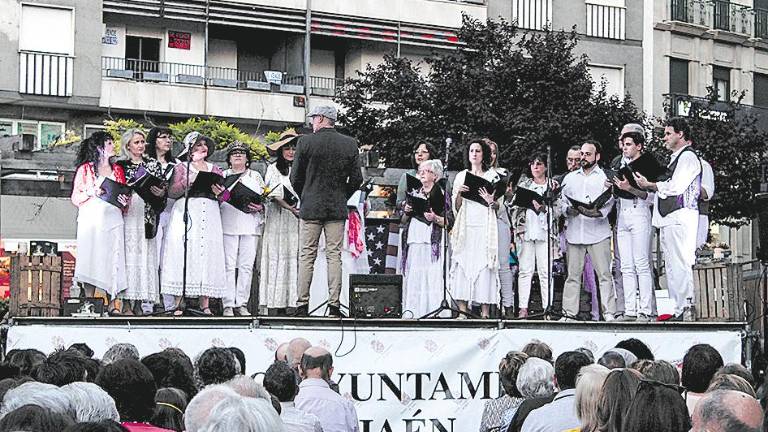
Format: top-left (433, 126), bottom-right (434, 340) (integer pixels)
top-left (603, 314), bottom-right (615, 322)
top-left (223, 307), bottom-right (234, 317)
top-left (636, 314), bottom-right (652, 323)
top-left (558, 317), bottom-right (572, 322)
top-left (617, 315), bottom-right (636, 322)
top-left (236, 306), bottom-right (251, 316)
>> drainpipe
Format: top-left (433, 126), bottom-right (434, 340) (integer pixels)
top-left (304, 0), bottom-right (312, 122)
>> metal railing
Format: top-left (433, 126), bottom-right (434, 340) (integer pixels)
top-left (668, 0), bottom-right (754, 36)
top-left (585, 3), bottom-right (626, 40)
top-left (19, 51), bottom-right (74, 97)
top-left (511, 0), bottom-right (551, 31)
top-left (309, 76), bottom-right (345, 96)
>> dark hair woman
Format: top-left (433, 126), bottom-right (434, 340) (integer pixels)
top-left (151, 387), bottom-right (187, 432)
top-left (71, 131), bottom-right (129, 315)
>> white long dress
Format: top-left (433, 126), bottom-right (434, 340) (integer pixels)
top-left (160, 162), bottom-right (226, 298)
top-left (259, 163), bottom-right (300, 308)
top-left (72, 164), bottom-right (127, 299)
top-left (402, 218), bottom-right (445, 318)
top-left (122, 192), bottom-right (158, 300)
top-left (449, 169), bottom-right (500, 304)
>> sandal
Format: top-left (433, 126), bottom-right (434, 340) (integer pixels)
top-left (202, 307), bottom-right (213, 316)
top-left (108, 308), bottom-right (122, 317)
top-left (172, 308), bottom-right (184, 317)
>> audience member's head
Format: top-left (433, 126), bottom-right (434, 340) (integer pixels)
top-left (499, 351), bottom-right (528, 398)
top-left (7, 349), bottom-right (46, 376)
top-left (0, 404), bottom-right (74, 431)
top-left (691, 389), bottom-right (762, 432)
top-left (683, 344), bottom-right (724, 393)
top-left (0, 363), bottom-right (20, 380)
top-left (607, 348), bottom-right (638, 367)
top-left (597, 351), bottom-right (626, 370)
top-left (200, 396), bottom-right (285, 432)
top-left (195, 348), bottom-right (239, 387)
top-left (275, 343), bottom-right (289, 362)
top-left (101, 344), bottom-right (140, 366)
top-left (287, 338), bottom-right (312, 370)
top-left (68, 343), bottom-right (95, 358)
top-left (707, 374), bottom-right (757, 398)
top-left (63, 420), bottom-right (129, 432)
top-left (516, 357), bottom-right (556, 399)
top-left (521, 340), bottom-right (553, 364)
top-left (632, 359), bottom-right (680, 386)
top-left (95, 359), bottom-right (156, 422)
top-left (716, 363), bottom-right (756, 391)
top-left (597, 368), bottom-right (643, 432)
top-left (615, 338), bottom-right (654, 361)
top-left (141, 351), bottom-right (198, 400)
top-left (554, 351), bottom-right (592, 391)
top-left (574, 347), bottom-right (595, 364)
top-left (573, 365), bottom-right (610, 432)
top-left (152, 387), bottom-right (188, 432)
top-left (184, 385), bottom-right (239, 432)
top-left (300, 347), bottom-right (333, 381)
top-left (82, 357), bottom-right (102, 383)
top-left (227, 347), bottom-right (246, 375)
top-left (60, 381), bottom-right (119, 423)
top-left (162, 348), bottom-right (194, 376)
top-left (32, 350), bottom-right (88, 386)
top-left (263, 360), bottom-right (298, 402)
top-left (225, 375), bottom-right (270, 400)
top-left (623, 379), bottom-right (690, 432)
top-left (0, 381), bottom-right (74, 419)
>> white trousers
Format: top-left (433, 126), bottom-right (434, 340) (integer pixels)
top-left (223, 234), bottom-right (259, 308)
top-left (660, 214), bottom-right (698, 315)
top-left (498, 219), bottom-right (514, 308)
top-left (697, 215), bottom-right (709, 248)
top-left (517, 239), bottom-right (550, 309)
top-left (616, 209), bottom-right (653, 316)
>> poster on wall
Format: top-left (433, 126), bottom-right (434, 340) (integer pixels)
top-left (102, 28), bottom-right (118, 45)
top-left (168, 31), bottom-right (191, 50)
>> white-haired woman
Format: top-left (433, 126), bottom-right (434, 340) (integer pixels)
top-left (401, 159), bottom-right (451, 317)
top-left (515, 357), bottom-right (557, 400)
top-left (116, 128), bottom-right (166, 315)
top-left (60, 382), bottom-right (120, 423)
top-left (566, 364), bottom-right (610, 432)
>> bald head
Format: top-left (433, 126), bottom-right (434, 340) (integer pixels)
top-left (287, 338), bottom-right (312, 369)
top-left (275, 343), bottom-right (289, 362)
top-left (300, 346), bottom-right (333, 380)
top-left (691, 390), bottom-right (762, 432)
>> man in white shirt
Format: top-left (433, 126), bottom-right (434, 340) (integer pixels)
top-left (295, 346), bottom-right (359, 432)
top-left (636, 118), bottom-right (702, 321)
top-left (263, 360), bottom-right (323, 432)
top-left (559, 141), bottom-right (617, 321)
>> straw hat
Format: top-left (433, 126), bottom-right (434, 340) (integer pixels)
top-left (267, 129), bottom-right (301, 152)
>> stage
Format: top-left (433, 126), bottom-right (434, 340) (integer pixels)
top-left (4, 316), bottom-right (746, 431)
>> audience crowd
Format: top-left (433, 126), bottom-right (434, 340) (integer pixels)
top-left (0, 337), bottom-right (764, 432)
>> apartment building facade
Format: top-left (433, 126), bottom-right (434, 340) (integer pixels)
top-left (0, 0), bottom-right (486, 148)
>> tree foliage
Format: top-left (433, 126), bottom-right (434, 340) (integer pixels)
top-left (335, 15), bottom-right (642, 174)
top-left (647, 89), bottom-right (768, 227)
top-left (168, 117), bottom-right (267, 160)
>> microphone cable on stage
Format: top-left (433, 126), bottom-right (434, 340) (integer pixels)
top-left (335, 311), bottom-right (358, 358)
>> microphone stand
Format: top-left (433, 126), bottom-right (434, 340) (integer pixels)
top-left (421, 137), bottom-right (475, 319)
top-left (177, 137), bottom-right (205, 317)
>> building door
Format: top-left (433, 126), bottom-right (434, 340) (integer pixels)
top-left (126, 36), bottom-right (160, 73)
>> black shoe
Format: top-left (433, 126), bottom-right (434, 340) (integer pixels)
top-left (327, 304), bottom-right (344, 318)
top-left (292, 304), bottom-right (309, 317)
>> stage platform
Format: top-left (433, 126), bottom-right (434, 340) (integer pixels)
top-left (4, 317), bottom-right (747, 431)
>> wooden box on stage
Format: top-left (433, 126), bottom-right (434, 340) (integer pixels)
top-left (9, 255), bottom-right (62, 317)
top-left (693, 261), bottom-right (747, 321)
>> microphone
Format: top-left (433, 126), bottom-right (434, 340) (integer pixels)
top-left (445, 137), bottom-right (452, 150)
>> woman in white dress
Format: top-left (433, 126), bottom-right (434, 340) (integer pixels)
top-left (116, 129), bottom-right (166, 315)
top-left (401, 159), bottom-right (450, 318)
top-left (511, 154), bottom-right (557, 318)
top-left (70, 131), bottom-right (130, 315)
top-left (259, 131), bottom-right (301, 313)
top-left (220, 141), bottom-right (266, 317)
top-left (161, 134), bottom-right (227, 316)
top-left (450, 139), bottom-right (500, 318)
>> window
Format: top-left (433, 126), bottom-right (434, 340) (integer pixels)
top-left (19, 5), bottom-right (74, 55)
top-left (39, 123), bottom-right (65, 148)
top-left (83, 124), bottom-right (106, 139)
top-left (588, 64), bottom-right (624, 99)
top-left (1, 119), bottom-right (66, 149)
top-left (669, 58), bottom-right (689, 95)
top-left (126, 36), bottom-right (161, 72)
top-left (713, 66), bottom-right (730, 101)
top-left (0, 121), bottom-right (12, 137)
top-left (585, 1), bottom-right (626, 40)
top-left (511, 0), bottom-right (552, 31)
top-left (754, 73), bottom-right (768, 107)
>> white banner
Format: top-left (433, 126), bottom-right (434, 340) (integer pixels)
top-left (7, 323), bottom-right (742, 432)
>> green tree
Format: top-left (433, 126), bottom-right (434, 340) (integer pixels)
top-left (335, 15), bottom-right (642, 174)
top-left (169, 117), bottom-right (267, 160)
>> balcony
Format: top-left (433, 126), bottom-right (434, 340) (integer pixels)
top-left (99, 57), bottom-right (341, 122)
top-left (668, 0), bottom-right (755, 37)
top-left (665, 93), bottom-right (768, 131)
top-left (19, 51), bottom-right (74, 97)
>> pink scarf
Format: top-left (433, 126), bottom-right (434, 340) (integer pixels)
top-left (347, 211), bottom-right (365, 258)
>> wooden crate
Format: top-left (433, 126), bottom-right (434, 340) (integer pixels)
top-left (693, 262), bottom-right (745, 321)
top-left (9, 255), bottom-right (62, 317)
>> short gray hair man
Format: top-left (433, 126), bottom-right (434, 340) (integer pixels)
top-left (0, 381), bottom-right (74, 420)
top-left (102, 343), bottom-right (140, 365)
top-left (201, 396), bottom-right (285, 432)
top-left (515, 357), bottom-right (556, 399)
top-left (184, 384), bottom-right (240, 432)
top-left (286, 338), bottom-right (312, 371)
top-left (225, 375), bottom-right (271, 400)
top-left (61, 381), bottom-right (120, 422)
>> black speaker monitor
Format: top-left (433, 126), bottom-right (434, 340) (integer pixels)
top-left (349, 274), bottom-right (402, 318)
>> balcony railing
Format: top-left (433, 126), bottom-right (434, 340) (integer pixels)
top-left (100, 57), bottom-right (345, 97)
top-left (19, 51), bottom-right (74, 97)
top-left (668, 0), bottom-right (754, 36)
top-left (665, 93), bottom-right (768, 131)
top-left (511, 0), bottom-right (552, 31)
